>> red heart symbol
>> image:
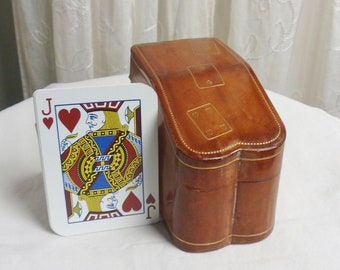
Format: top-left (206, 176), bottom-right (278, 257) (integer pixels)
top-left (43, 117), bottom-right (53, 129)
top-left (146, 194), bottom-right (155, 204)
top-left (122, 191), bottom-right (142, 212)
top-left (58, 108), bottom-right (81, 133)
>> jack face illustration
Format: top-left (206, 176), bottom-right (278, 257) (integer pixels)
top-left (85, 111), bottom-right (106, 132)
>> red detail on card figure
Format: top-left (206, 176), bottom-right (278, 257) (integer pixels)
top-left (58, 108), bottom-right (81, 133)
top-left (122, 191), bottom-right (142, 212)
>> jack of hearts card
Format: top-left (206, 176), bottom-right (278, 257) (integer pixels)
top-left (33, 83), bottom-right (159, 236)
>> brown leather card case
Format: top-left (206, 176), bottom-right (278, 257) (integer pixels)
top-left (129, 38), bottom-right (286, 252)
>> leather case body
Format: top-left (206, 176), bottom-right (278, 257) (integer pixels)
top-left (129, 38), bottom-right (286, 252)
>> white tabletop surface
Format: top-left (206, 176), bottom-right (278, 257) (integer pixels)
top-left (1, 75), bottom-right (340, 269)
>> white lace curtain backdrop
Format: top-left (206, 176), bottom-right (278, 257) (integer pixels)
top-left (12, 0), bottom-right (340, 117)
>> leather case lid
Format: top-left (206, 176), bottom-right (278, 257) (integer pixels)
top-left (131, 38), bottom-right (286, 160)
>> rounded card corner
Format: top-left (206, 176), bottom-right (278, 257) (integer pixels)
top-left (48, 221), bottom-right (70, 237)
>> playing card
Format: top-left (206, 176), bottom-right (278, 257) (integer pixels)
top-left (33, 83), bottom-right (159, 236)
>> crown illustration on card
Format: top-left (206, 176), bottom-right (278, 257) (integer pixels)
top-left (81, 101), bottom-right (128, 131)
top-left (81, 101), bottom-right (123, 112)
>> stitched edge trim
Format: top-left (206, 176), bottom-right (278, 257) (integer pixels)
top-left (165, 218), bottom-right (274, 247)
top-left (176, 148), bottom-right (284, 170)
top-left (158, 111), bottom-right (284, 170)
